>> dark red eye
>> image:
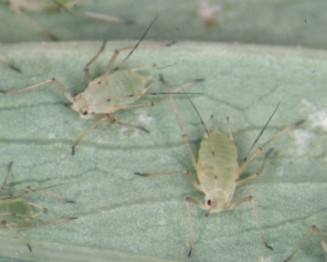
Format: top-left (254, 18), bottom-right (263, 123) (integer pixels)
top-left (82, 111), bottom-right (88, 115)
top-left (207, 199), bottom-right (211, 206)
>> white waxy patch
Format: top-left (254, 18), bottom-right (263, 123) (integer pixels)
top-left (302, 99), bottom-right (327, 131)
top-left (138, 113), bottom-right (153, 124)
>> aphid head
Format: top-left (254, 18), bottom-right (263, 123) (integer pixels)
top-left (71, 93), bottom-right (93, 119)
top-left (205, 191), bottom-right (227, 215)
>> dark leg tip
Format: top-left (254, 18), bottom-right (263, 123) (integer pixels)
top-left (9, 65), bottom-right (22, 73)
top-left (187, 247), bottom-right (192, 257)
top-left (295, 119), bottom-right (305, 126)
top-left (71, 146), bottom-right (75, 156)
top-left (265, 242), bottom-right (273, 251)
top-left (27, 243), bottom-right (32, 252)
top-left (141, 127), bottom-right (150, 134)
top-left (134, 172), bottom-right (146, 176)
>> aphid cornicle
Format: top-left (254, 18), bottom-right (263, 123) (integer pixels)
top-left (0, 162), bottom-right (76, 252)
top-left (285, 225), bottom-right (327, 261)
top-left (3, 0), bottom-right (132, 40)
top-left (136, 75), bottom-right (304, 257)
top-left (0, 16), bottom-right (180, 155)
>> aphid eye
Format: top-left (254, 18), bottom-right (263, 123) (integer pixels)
top-left (82, 111), bottom-right (88, 116)
top-left (207, 199), bottom-right (212, 206)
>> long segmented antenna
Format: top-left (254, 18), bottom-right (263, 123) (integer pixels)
top-left (243, 102), bottom-right (280, 161)
top-left (182, 92), bottom-right (209, 136)
top-left (114, 16), bottom-right (159, 70)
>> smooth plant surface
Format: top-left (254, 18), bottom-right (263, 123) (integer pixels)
top-left (0, 42), bottom-right (326, 261)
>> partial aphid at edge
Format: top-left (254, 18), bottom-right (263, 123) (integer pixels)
top-left (136, 75), bottom-right (304, 257)
top-left (196, 0), bottom-right (223, 27)
top-left (0, 162), bottom-right (76, 252)
top-left (2, 0), bottom-right (133, 40)
top-left (285, 225), bottom-right (327, 261)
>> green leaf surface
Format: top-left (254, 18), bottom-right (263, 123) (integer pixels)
top-left (1, 0), bottom-right (327, 49)
top-left (0, 41), bottom-right (326, 262)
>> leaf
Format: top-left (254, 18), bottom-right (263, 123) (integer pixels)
top-left (0, 41), bottom-right (326, 262)
top-left (0, 0), bottom-right (327, 49)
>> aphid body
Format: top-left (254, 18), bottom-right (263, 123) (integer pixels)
top-left (149, 75), bottom-right (304, 256)
top-left (72, 68), bottom-right (151, 118)
top-left (194, 130), bottom-right (238, 215)
top-left (0, 17), bottom-right (170, 154)
top-left (0, 162), bottom-right (75, 252)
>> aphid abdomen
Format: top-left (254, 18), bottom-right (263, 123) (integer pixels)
top-left (198, 131), bottom-right (238, 194)
top-left (0, 198), bottom-right (34, 223)
top-left (86, 70), bottom-right (152, 114)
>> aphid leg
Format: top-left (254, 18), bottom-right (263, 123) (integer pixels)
top-left (228, 196), bottom-right (273, 250)
top-left (239, 120), bottom-right (304, 174)
top-left (0, 162), bottom-right (13, 192)
top-left (159, 75), bottom-right (200, 171)
top-left (184, 170), bottom-right (202, 191)
top-left (9, 6), bottom-right (58, 40)
top-left (0, 163), bottom-right (75, 203)
top-left (185, 196), bottom-right (207, 257)
top-left (285, 225), bottom-right (327, 262)
top-left (105, 42), bottom-right (173, 72)
top-left (84, 17), bottom-right (169, 80)
top-left (1, 220), bottom-right (32, 252)
top-left (84, 40), bottom-right (107, 83)
top-left (0, 54), bottom-right (21, 73)
top-left (236, 148), bottom-right (274, 187)
top-left (71, 114), bottom-right (149, 155)
top-left (24, 201), bottom-right (49, 218)
top-left (134, 170), bottom-right (188, 177)
top-left (82, 11), bottom-right (133, 25)
top-left (0, 78), bottom-right (74, 104)
top-left (225, 116), bottom-right (234, 141)
top-left (23, 185), bottom-right (75, 204)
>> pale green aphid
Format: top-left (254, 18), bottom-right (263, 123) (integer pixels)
top-left (0, 17), bottom-right (175, 155)
top-left (196, 0), bottom-right (223, 27)
top-left (0, 162), bottom-right (75, 252)
top-left (285, 225), bottom-right (327, 261)
top-left (138, 75), bottom-right (304, 257)
top-left (3, 0), bottom-right (132, 40)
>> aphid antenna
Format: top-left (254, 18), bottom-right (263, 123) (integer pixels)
top-left (242, 102), bottom-right (280, 162)
top-left (159, 74), bottom-right (204, 171)
top-left (0, 161), bottom-right (13, 191)
top-left (159, 74), bottom-right (208, 135)
top-left (183, 92), bottom-right (209, 136)
top-left (114, 15), bottom-right (159, 71)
